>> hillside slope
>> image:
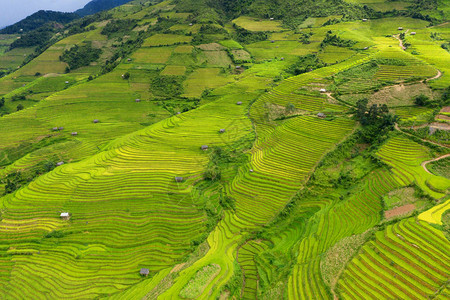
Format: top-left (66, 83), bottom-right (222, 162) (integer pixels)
top-left (0, 0), bottom-right (449, 299)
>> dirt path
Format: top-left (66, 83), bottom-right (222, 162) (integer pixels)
top-left (421, 153), bottom-right (450, 175)
top-left (393, 29), bottom-right (409, 50)
top-left (429, 22), bottom-right (449, 28)
top-left (428, 69), bottom-right (442, 81)
top-left (394, 123), bottom-right (448, 149)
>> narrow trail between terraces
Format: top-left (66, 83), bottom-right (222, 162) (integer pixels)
top-left (421, 153), bottom-right (450, 175)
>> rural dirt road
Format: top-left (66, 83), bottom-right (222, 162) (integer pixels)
top-left (421, 153), bottom-right (450, 175)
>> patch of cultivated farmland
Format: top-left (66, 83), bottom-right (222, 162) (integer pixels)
top-left (376, 136), bottom-right (450, 198)
top-left (182, 68), bottom-right (232, 98)
top-left (130, 46), bottom-right (174, 64)
top-left (232, 16), bottom-right (284, 32)
top-left (0, 85), bottom-right (254, 298)
top-left (288, 169), bottom-right (400, 299)
top-left (337, 218), bottom-right (450, 299)
top-left (142, 34), bottom-right (193, 47)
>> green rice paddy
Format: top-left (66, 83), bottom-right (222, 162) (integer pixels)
top-left (0, 0), bottom-right (449, 298)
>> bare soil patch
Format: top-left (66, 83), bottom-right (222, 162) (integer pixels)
top-left (385, 204), bottom-right (415, 219)
top-left (436, 114), bottom-right (450, 121)
top-left (440, 106), bottom-right (450, 113)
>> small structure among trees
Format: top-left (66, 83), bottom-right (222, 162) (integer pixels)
top-left (201, 145), bottom-right (209, 151)
top-left (398, 27), bottom-right (403, 30)
top-left (60, 212), bottom-right (70, 220)
top-left (56, 161), bottom-right (64, 166)
top-left (140, 268), bottom-right (150, 277)
top-left (135, 99), bottom-right (141, 103)
top-left (319, 88), bottom-right (326, 93)
top-left (362, 19), bottom-right (368, 22)
top-left (317, 112), bottom-right (326, 119)
top-left (175, 176), bottom-right (183, 183)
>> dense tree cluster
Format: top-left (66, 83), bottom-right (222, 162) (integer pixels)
top-left (101, 19), bottom-right (137, 37)
top-left (320, 31), bottom-right (356, 48)
top-left (60, 43), bottom-right (102, 70)
top-left (285, 54), bottom-right (325, 75)
top-left (352, 99), bottom-right (399, 143)
top-left (0, 10), bottom-right (78, 34)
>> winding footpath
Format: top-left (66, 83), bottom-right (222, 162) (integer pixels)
top-left (421, 153), bottom-right (450, 175)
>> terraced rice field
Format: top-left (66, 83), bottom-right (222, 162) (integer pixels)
top-left (0, 1), bottom-right (449, 298)
top-left (337, 218), bottom-right (450, 299)
top-left (376, 136), bottom-right (450, 198)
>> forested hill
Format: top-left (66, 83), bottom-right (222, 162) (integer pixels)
top-left (75, 0), bottom-right (135, 17)
top-left (0, 10), bottom-right (79, 34)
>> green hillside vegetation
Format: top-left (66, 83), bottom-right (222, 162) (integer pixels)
top-left (0, 0), bottom-right (448, 298)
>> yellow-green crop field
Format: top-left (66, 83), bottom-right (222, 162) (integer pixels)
top-left (0, 0), bottom-right (449, 298)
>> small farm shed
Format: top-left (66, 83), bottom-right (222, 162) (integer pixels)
top-left (219, 129), bottom-right (226, 133)
top-left (175, 176), bottom-right (183, 183)
top-left (362, 19), bottom-right (368, 22)
top-left (411, 32), bottom-right (416, 35)
top-left (93, 119), bottom-right (99, 123)
top-left (52, 127), bottom-right (58, 131)
top-left (71, 132), bottom-right (78, 136)
top-left (201, 145), bottom-right (209, 150)
top-left (135, 99), bottom-right (141, 102)
top-left (60, 212), bottom-right (70, 220)
top-left (319, 88), bottom-right (326, 93)
top-left (58, 127), bottom-right (64, 130)
top-left (140, 268), bottom-right (150, 276)
top-left (56, 161), bottom-right (64, 166)
top-left (236, 101), bottom-right (243, 105)
top-left (398, 27), bottom-right (403, 30)
top-left (317, 112), bottom-right (326, 119)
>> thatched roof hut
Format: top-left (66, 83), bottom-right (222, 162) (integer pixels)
top-left (140, 268), bottom-right (150, 276)
top-left (201, 145), bottom-right (209, 150)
